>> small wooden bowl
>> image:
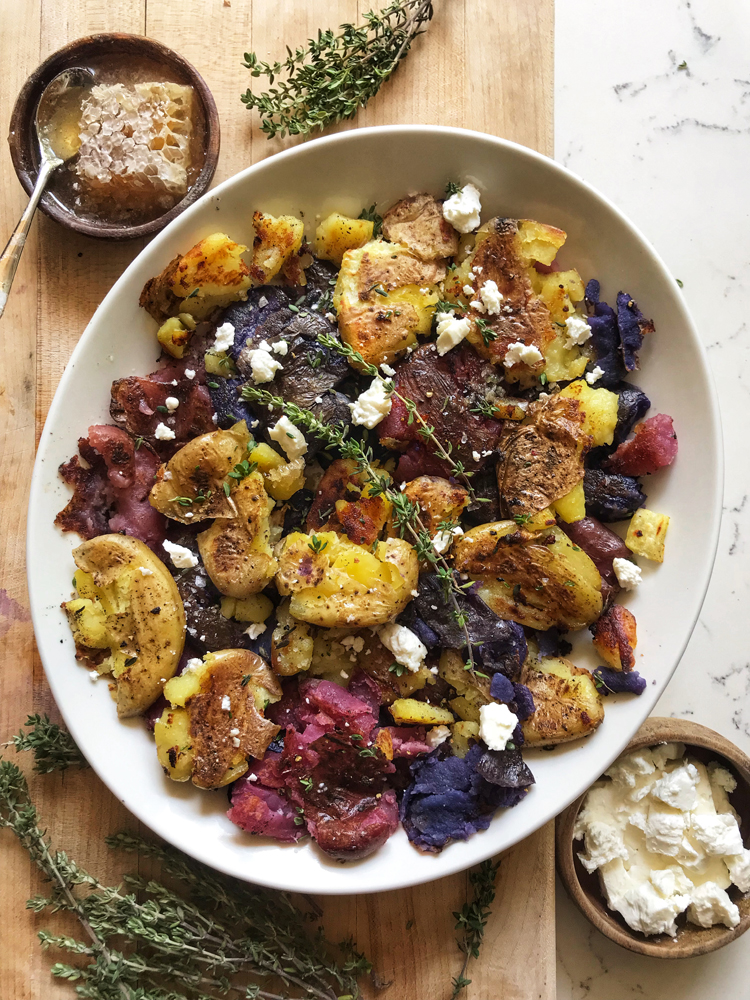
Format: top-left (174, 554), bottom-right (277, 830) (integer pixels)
top-left (7, 34), bottom-right (220, 240)
top-left (556, 717), bottom-right (750, 958)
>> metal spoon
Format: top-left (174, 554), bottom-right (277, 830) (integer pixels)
top-left (0, 67), bottom-right (93, 319)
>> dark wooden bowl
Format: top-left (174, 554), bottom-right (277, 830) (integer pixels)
top-left (556, 717), bottom-right (750, 958)
top-left (7, 34), bottom-right (220, 240)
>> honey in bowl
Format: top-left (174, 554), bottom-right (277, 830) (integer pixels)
top-left (41, 52), bottom-right (207, 228)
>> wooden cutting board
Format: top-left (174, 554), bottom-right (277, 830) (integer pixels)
top-left (0, 2), bottom-right (555, 997)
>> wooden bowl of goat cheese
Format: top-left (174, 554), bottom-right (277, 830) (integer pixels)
top-left (556, 716), bottom-right (750, 958)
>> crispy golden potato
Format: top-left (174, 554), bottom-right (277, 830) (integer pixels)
top-left (161, 649), bottom-right (281, 788)
top-left (314, 213), bottom-right (374, 265)
top-left (272, 599), bottom-right (314, 676)
top-left (250, 211), bottom-right (304, 284)
top-left (497, 395), bottom-right (590, 518)
top-left (591, 604), bottom-right (637, 671)
top-left (249, 442), bottom-right (305, 502)
top-left (395, 476), bottom-right (469, 536)
top-left (198, 470), bottom-right (277, 598)
top-left (306, 457), bottom-right (392, 547)
top-left (552, 480), bottom-right (586, 523)
top-left (333, 240), bottom-right (444, 367)
top-left (451, 720), bottom-right (480, 758)
top-left (156, 313), bottom-right (197, 359)
top-left (520, 656), bottom-right (604, 746)
top-left (389, 698), bottom-right (455, 726)
top-left (64, 535), bottom-right (185, 718)
top-left (453, 519), bottom-right (603, 630)
top-left (625, 508), bottom-right (670, 563)
top-left (275, 530), bottom-right (418, 628)
top-left (559, 380), bottom-right (619, 447)
top-left (139, 233), bottom-right (252, 323)
top-left (381, 193), bottom-right (460, 261)
top-left (150, 421), bottom-right (253, 523)
top-left (438, 649), bottom-right (491, 720)
top-left (220, 593), bottom-right (274, 623)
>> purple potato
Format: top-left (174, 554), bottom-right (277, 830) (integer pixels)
top-left (583, 469), bottom-right (647, 522)
top-left (476, 747), bottom-right (536, 788)
top-left (594, 666), bottom-right (647, 695)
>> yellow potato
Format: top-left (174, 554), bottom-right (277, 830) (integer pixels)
top-left (625, 508), bottom-right (670, 563)
top-left (552, 480), bottom-right (586, 523)
top-left (64, 535), bottom-right (185, 718)
top-left (560, 380), bottom-right (619, 447)
top-left (521, 656), bottom-right (604, 746)
top-left (389, 698), bottom-right (455, 727)
top-left (251, 211), bottom-right (304, 284)
top-left (451, 721), bottom-right (480, 758)
top-left (314, 212), bottom-right (374, 265)
top-left (272, 599), bottom-right (314, 677)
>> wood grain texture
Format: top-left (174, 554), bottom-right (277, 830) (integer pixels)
top-left (0, 2), bottom-right (555, 997)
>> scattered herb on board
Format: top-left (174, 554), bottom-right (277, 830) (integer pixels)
top-left (450, 859), bottom-right (500, 998)
top-left (1, 716), bottom-right (372, 999)
top-left (240, 0), bottom-right (435, 138)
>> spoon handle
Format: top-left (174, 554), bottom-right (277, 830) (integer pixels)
top-left (0, 158), bottom-right (57, 320)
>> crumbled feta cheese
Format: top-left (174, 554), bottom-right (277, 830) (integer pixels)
top-left (325, 311), bottom-right (337, 323)
top-left (184, 657), bottom-right (204, 675)
top-left (687, 882), bottom-right (740, 929)
top-left (272, 340), bottom-right (288, 356)
top-left (442, 183), bottom-right (482, 234)
top-left (504, 341), bottom-right (544, 368)
top-left (138, 566), bottom-right (153, 576)
top-left (229, 727), bottom-right (240, 736)
top-left (726, 849), bottom-right (750, 892)
top-left (249, 349), bottom-right (283, 384)
top-left (232, 736), bottom-right (241, 748)
top-left (162, 540), bottom-right (199, 569)
top-left (258, 295), bottom-right (268, 308)
top-left (163, 470), bottom-right (173, 480)
top-left (341, 635), bottom-right (365, 653)
top-left (164, 396), bottom-right (179, 412)
top-left (471, 450), bottom-right (481, 462)
top-left (426, 725), bottom-right (451, 749)
top-left (244, 623), bottom-right (267, 640)
top-left (463, 284), bottom-right (475, 297)
top-left (380, 362), bottom-right (396, 377)
top-left (470, 298), bottom-right (486, 313)
top-left (212, 413), bottom-right (219, 424)
top-left (473, 265), bottom-right (483, 275)
top-left (89, 669), bottom-right (99, 681)
top-left (435, 313), bottom-right (471, 356)
top-left (651, 763), bottom-right (699, 811)
top-left (248, 773), bottom-right (258, 782)
top-left (184, 368), bottom-right (196, 380)
top-left (478, 279), bottom-right (503, 315)
top-left (585, 365), bottom-right (605, 385)
top-left (691, 814), bottom-right (745, 857)
top-left (154, 422), bottom-right (176, 441)
top-left (269, 415), bottom-right (308, 460)
top-left (563, 313), bottom-right (592, 349)
top-left (314, 396), bottom-right (323, 404)
top-left (221, 695), bottom-right (231, 712)
top-left (613, 557), bottom-right (642, 590)
top-left (478, 702), bottom-right (518, 751)
top-left (432, 525), bottom-right (463, 555)
top-left (378, 623), bottom-right (427, 674)
top-left (349, 379), bottom-right (392, 428)
top-left (213, 322), bottom-right (236, 352)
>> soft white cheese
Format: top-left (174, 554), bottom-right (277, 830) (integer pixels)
top-left (478, 702), bottom-right (518, 751)
top-left (138, 566), bottom-right (153, 576)
top-left (341, 635), bottom-right (365, 653)
top-left (576, 744), bottom-right (749, 936)
top-left (348, 379), bottom-right (392, 428)
top-left (380, 362), bottom-right (396, 377)
top-left (585, 365), bottom-right (605, 385)
top-left (442, 183), bottom-right (482, 234)
top-left (164, 396), bottom-right (180, 412)
top-left (184, 368), bottom-right (196, 380)
top-left (248, 349), bottom-right (283, 384)
top-left (183, 657), bottom-right (204, 675)
top-left (162, 540), bottom-right (199, 569)
top-left (435, 313), bottom-right (472, 356)
top-left (221, 695), bottom-right (231, 712)
top-left (432, 525), bottom-right (463, 555)
top-left (269, 415), bottom-right (308, 460)
top-left (478, 279), bottom-right (504, 315)
top-left (426, 725), bottom-right (451, 749)
top-left (613, 556), bottom-right (642, 590)
top-left (463, 284), bottom-right (475, 297)
top-left (378, 623), bottom-right (427, 674)
top-left (213, 321), bottom-right (236, 353)
top-left (272, 340), bottom-right (289, 356)
top-left (244, 623), bottom-right (267, 640)
top-left (563, 313), bottom-right (592, 348)
top-left (154, 421), bottom-right (176, 441)
top-left (503, 341), bottom-right (544, 368)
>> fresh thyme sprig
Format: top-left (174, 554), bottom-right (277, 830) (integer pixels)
top-left (240, 382), bottom-right (478, 672)
top-left (4, 714), bottom-right (87, 774)
top-left (450, 859), bottom-right (500, 999)
top-left (0, 751), bottom-right (370, 1000)
top-left (241, 0), bottom-right (435, 138)
top-left (316, 333), bottom-right (479, 502)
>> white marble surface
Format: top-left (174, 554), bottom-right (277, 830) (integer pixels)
top-left (554, 0), bottom-right (750, 994)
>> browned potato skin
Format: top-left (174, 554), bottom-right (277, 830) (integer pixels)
top-left (520, 657), bottom-right (604, 746)
top-left (497, 395), bottom-right (590, 518)
top-left (306, 458), bottom-right (391, 546)
top-left (271, 599), bottom-right (314, 676)
top-left (590, 604), bottom-right (637, 671)
top-left (150, 422), bottom-right (252, 524)
top-left (249, 211), bottom-right (304, 284)
top-left (395, 476), bottom-right (469, 535)
top-left (198, 471), bottom-right (277, 598)
top-left (186, 650), bottom-right (281, 789)
top-left (381, 193), bottom-right (460, 261)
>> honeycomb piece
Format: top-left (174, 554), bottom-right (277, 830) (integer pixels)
top-left (76, 82), bottom-right (195, 216)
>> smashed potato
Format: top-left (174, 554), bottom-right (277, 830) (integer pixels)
top-left (389, 698), bottom-right (455, 727)
top-left (306, 457), bottom-right (392, 546)
top-left (314, 212), bottom-right (374, 265)
top-left (159, 649), bottom-right (281, 788)
top-left (559, 380), bottom-right (619, 447)
top-left (453, 518), bottom-right (603, 630)
top-left (139, 233), bottom-right (252, 323)
top-left (64, 535), bottom-right (185, 717)
top-left (275, 530), bottom-right (418, 628)
top-left (334, 240), bottom-right (444, 367)
top-left (250, 211), bottom-right (304, 284)
top-left (198, 469), bottom-right (277, 598)
top-left (591, 604), bottom-right (637, 671)
top-left (249, 442), bottom-right (305, 502)
top-left (625, 508), bottom-right (670, 563)
top-left (394, 476), bottom-right (469, 536)
top-left (150, 420), bottom-right (253, 523)
top-left (520, 656), bottom-right (604, 746)
top-left (272, 599), bottom-right (314, 676)
top-left (381, 193), bottom-right (460, 261)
